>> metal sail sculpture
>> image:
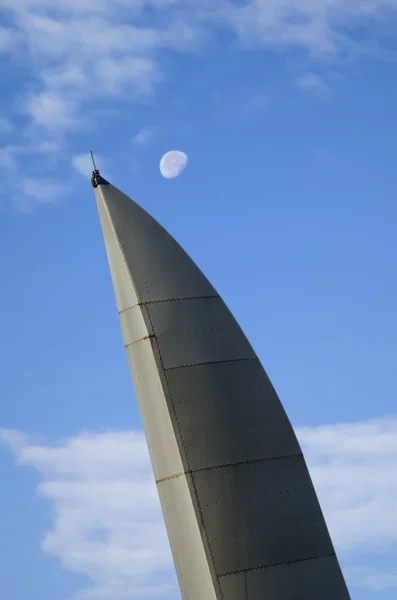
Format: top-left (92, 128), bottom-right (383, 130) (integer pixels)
top-left (92, 167), bottom-right (351, 600)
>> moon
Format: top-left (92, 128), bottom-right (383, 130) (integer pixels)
top-left (159, 150), bottom-right (188, 179)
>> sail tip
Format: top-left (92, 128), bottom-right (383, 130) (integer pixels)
top-left (90, 151), bottom-right (109, 188)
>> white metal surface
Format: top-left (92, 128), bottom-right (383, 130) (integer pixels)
top-left (158, 474), bottom-right (218, 600)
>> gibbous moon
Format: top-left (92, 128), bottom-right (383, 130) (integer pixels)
top-left (159, 150), bottom-right (188, 179)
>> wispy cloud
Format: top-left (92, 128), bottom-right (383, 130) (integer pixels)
top-left (27, 91), bottom-right (79, 130)
top-left (347, 566), bottom-right (397, 592)
top-left (241, 89), bottom-right (270, 115)
top-left (1, 415), bottom-right (396, 598)
top-left (72, 152), bottom-right (104, 178)
top-left (0, 429), bottom-right (176, 600)
top-left (0, 141), bottom-right (59, 172)
top-left (0, 25), bottom-right (14, 51)
top-left (208, 0), bottom-right (397, 57)
top-left (132, 127), bottom-right (156, 147)
top-left (297, 72), bottom-right (332, 98)
top-left (13, 177), bottom-right (71, 212)
top-left (298, 417), bottom-right (397, 553)
top-left (2, 0), bottom-right (397, 133)
top-left (0, 118), bottom-right (13, 133)
top-left (1, 0), bottom-right (397, 208)
top-left (4, 7), bottom-right (202, 133)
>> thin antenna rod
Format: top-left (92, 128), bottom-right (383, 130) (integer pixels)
top-left (90, 150), bottom-right (97, 171)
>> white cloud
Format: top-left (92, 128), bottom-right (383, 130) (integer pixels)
top-left (297, 417), bottom-right (397, 552)
top-left (5, 9), bottom-right (202, 131)
top-left (0, 429), bottom-right (176, 600)
top-left (0, 140), bottom-right (59, 171)
top-left (0, 2), bottom-right (395, 209)
top-left (201, 0), bottom-right (394, 58)
top-left (0, 416), bottom-right (397, 598)
top-left (26, 91), bottom-right (78, 130)
top-left (1, 0), bottom-right (396, 134)
top-left (14, 177), bottom-right (70, 212)
top-left (347, 566), bottom-right (397, 592)
top-left (18, 177), bottom-right (66, 202)
top-left (96, 56), bottom-right (161, 97)
top-left (0, 25), bottom-right (15, 51)
top-left (72, 153), bottom-right (103, 178)
top-left (132, 127), bottom-right (156, 146)
top-left (0, 0), bottom-right (395, 215)
top-left (0, 145), bottom-right (20, 170)
top-left (43, 65), bottom-right (87, 90)
top-left (297, 72), bottom-right (332, 97)
top-left (0, 118), bottom-right (13, 133)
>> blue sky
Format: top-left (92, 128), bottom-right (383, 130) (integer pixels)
top-left (1, 1), bottom-right (397, 599)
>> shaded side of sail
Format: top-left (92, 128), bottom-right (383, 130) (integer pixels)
top-left (94, 180), bottom-right (351, 600)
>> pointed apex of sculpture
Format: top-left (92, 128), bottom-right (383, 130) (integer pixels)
top-left (90, 151), bottom-right (109, 188)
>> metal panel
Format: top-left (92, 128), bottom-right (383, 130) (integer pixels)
top-left (157, 475), bottom-right (218, 600)
top-left (165, 359), bottom-right (300, 470)
top-left (219, 555), bottom-right (350, 600)
top-left (165, 360), bottom-right (285, 426)
top-left (98, 183), bottom-right (217, 303)
top-left (191, 455), bottom-right (322, 533)
top-left (190, 457), bottom-right (334, 575)
top-left (210, 516), bottom-right (333, 575)
top-left (144, 297), bottom-right (255, 370)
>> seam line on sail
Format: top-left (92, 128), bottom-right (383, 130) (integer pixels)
top-left (118, 295), bottom-right (220, 315)
top-left (218, 553), bottom-right (337, 578)
top-left (125, 335), bottom-right (155, 348)
top-left (164, 357), bottom-right (256, 371)
top-left (155, 452), bottom-right (304, 484)
top-left (143, 295), bottom-right (220, 306)
top-left (156, 472), bottom-right (186, 483)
